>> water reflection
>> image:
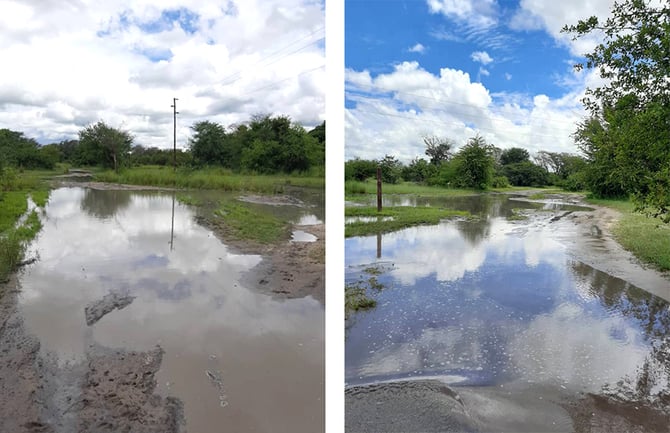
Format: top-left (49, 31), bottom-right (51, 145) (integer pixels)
top-left (80, 188), bottom-right (133, 219)
top-left (19, 187), bottom-right (324, 433)
top-left (345, 196), bottom-right (670, 405)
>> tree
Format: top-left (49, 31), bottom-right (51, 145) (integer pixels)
top-left (503, 161), bottom-right (550, 187)
top-left (423, 135), bottom-right (453, 165)
top-left (344, 158), bottom-right (377, 181)
top-left (500, 147), bottom-right (529, 165)
top-left (562, 0), bottom-right (670, 112)
top-left (189, 121), bottom-right (227, 166)
top-left (452, 135), bottom-right (495, 190)
top-left (401, 157), bottom-right (435, 183)
top-left (78, 121), bottom-right (132, 172)
top-left (563, 0), bottom-right (670, 220)
top-left (0, 129), bottom-right (55, 169)
top-left (378, 154), bottom-right (402, 184)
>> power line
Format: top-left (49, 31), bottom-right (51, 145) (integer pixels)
top-left (242, 64), bottom-right (325, 95)
top-left (218, 26), bottom-right (325, 87)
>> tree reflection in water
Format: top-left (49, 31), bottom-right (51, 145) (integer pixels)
top-left (571, 261), bottom-right (670, 409)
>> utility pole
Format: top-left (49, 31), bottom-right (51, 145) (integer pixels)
top-left (171, 98), bottom-right (179, 171)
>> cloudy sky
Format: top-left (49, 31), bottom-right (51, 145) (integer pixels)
top-left (0, 0), bottom-right (324, 148)
top-left (345, 0), bottom-right (614, 162)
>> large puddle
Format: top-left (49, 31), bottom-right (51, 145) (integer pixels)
top-left (345, 195), bottom-right (670, 406)
top-left (19, 187), bottom-right (324, 432)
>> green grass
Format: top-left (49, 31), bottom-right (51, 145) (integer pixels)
top-left (95, 166), bottom-right (324, 192)
top-left (0, 170), bottom-right (52, 284)
top-left (345, 180), bottom-right (482, 198)
top-left (586, 197), bottom-right (670, 271)
top-left (0, 192), bottom-right (29, 233)
top-left (214, 201), bottom-right (287, 244)
top-left (345, 283), bottom-right (377, 318)
top-left (507, 208), bottom-right (529, 221)
top-left (345, 205), bottom-right (469, 237)
top-left (175, 193), bottom-right (202, 207)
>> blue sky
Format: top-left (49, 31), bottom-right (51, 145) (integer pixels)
top-left (345, 0), bottom-right (612, 162)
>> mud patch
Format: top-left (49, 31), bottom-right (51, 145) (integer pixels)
top-left (84, 293), bottom-right (135, 326)
top-left (0, 276), bottom-right (184, 433)
top-left (238, 194), bottom-right (306, 207)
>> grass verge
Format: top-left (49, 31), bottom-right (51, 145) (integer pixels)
top-left (345, 206), bottom-right (469, 237)
top-left (214, 201), bottom-right (287, 244)
top-left (95, 166), bottom-right (324, 192)
top-left (345, 180), bottom-right (483, 198)
top-left (586, 197), bottom-right (670, 272)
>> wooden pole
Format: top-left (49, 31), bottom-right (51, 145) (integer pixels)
top-left (376, 166), bottom-right (382, 212)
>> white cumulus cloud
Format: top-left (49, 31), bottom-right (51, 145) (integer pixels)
top-left (0, 0), bottom-right (325, 147)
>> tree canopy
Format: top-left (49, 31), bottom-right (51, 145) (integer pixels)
top-left (564, 0), bottom-right (670, 221)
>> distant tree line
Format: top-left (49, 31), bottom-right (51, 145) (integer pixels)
top-left (0, 114), bottom-right (325, 175)
top-left (345, 134), bottom-right (586, 191)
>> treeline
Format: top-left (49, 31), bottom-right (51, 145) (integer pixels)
top-left (0, 114), bottom-right (325, 175)
top-left (345, 135), bottom-right (586, 190)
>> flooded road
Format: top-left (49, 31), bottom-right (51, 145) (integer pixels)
top-left (345, 194), bottom-right (670, 431)
top-left (17, 187), bottom-right (324, 432)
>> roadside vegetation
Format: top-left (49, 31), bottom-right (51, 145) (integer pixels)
top-left (0, 166), bottom-right (49, 284)
top-left (214, 201), bottom-right (287, 245)
top-left (586, 197), bottom-right (670, 272)
top-left (345, 206), bottom-right (468, 237)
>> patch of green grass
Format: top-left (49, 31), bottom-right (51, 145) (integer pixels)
top-left (215, 201), bottom-right (287, 244)
top-left (95, 166), bottom-right (324, 192)
top-left (586, 197), bottom-right (670, 271)
top-left (507, 208), bottom-right (529, 221)
top-left (345, 180), bottom-right (481, 198)
top-left (0, 233), bottom-right (24, 283)
top-left (528, 193), bottom-right (546, 200)
top-left (30, 190), bottom-right (50, 208)
top-left (345, 283), bottom-right (377, 318)
top-left (345, 206), bottom-right (469, 237)
top-left (175, 193), bottom-right (202, 206)
top-left (15, 211), bottom-right (42, 242)
top-left (0, 192), bottom-right (29, 233)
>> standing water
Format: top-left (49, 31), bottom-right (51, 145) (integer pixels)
top-left (345, 195), bottom-right (670, 407)
top-left (19, 187), bottom-right (324, 432)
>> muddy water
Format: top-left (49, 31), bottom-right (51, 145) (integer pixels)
top-left (19, 187), bottom-right (324, 433)
top-left (345, 195), bottom-right (670, 407)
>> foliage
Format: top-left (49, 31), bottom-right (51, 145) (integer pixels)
top-left (94, 166), bottom-right (324, 192)
top-left (344, 158), bottom-right (378, 181)
top-left (451, 135), bottom-right (495, 190)
top-left (78, 121), bottom-right (133, 172)
top-left (423, 135), bottom-right (454, 165)
top-left (564, 0), bottom-right (670, 221)
top-left (503, 161), bottom-right (550, 187)
top-left (500, 147), bottom-right (529, 165)
top-left (130, 145), bottom-right (190, 167)
top-left (378, 154), bottom-right (402, 184)
top-left (0, 129), bottom-right (56, 169)
top-left (401, 157), bottom-right (437, 183)
top-left (562, 0), bottom-right (670, 111)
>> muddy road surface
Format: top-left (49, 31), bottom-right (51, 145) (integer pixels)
top-left (1, 186), bottom-right (324, 432)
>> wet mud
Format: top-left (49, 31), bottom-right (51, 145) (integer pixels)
top-left (0, 275), bottom-right (184, 433)
top-left (84, 293), bottom-right (135, 326)
top-left (346, 379), bottom-right (670, 433)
